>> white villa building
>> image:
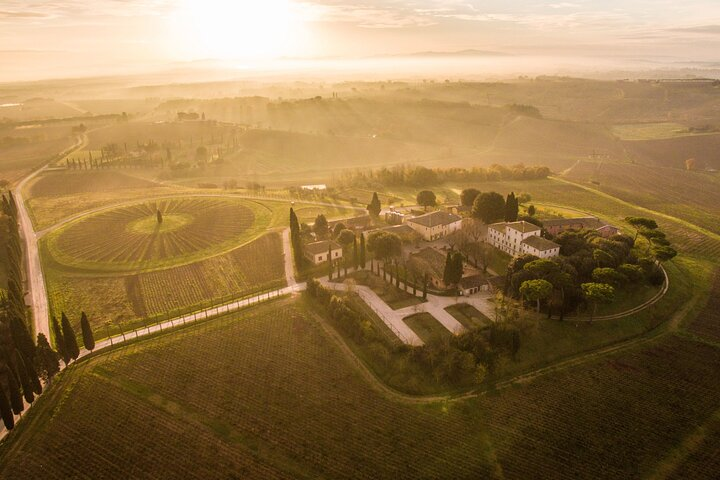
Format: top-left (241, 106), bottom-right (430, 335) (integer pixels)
top-left (304, 240), bottom-right (343, 265)
top-left (487, 221), bottom-right (560, 258)
top-left (406, 211), bottom-right (462, 241)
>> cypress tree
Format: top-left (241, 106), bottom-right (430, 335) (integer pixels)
top-left (505, 192), bottom-right (518, 222)
top-left (35, 333), bottom-right (60, 385)
top-left (27, 358), bottom-right (42, 394)
top-left (61, 312), bottom-right (80, 361)
top-left (80, 311), bottom-right (95, 351)
top-left (52, 316), bottom-right (70, 366)
top-left (13, 350), bottom-right (35, 404)
top-left (9, 315), bottom-right (35, 365)
top-left (0, 386), bottom-right (14, 430)
top-left (360, 233), bottom-right (366, 269)
top-left (327, 244), bottom-right (333, 280)
top-left (367, 192), bottom-right (381, 217)
top-left (353, 237), bottom-right (358, 269)
top-left (6, 366), bottom-right (24, 414)
top-left (289, 208), bottom-right (303, 269)
top-left (443, 251), bottom-right (453, 286)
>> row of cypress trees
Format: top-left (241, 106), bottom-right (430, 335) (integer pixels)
top-left (0, 193), bottom-right (96, 430)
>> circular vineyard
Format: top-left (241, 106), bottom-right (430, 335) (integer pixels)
top-left (49, 197), bottom-right (261, 271)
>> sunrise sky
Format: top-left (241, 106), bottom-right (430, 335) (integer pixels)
top-left (2, 0), bottom-right (720, 81)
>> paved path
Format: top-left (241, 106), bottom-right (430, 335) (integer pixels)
top-left (321, 279), bottom-right (423, 346)
top-left (281, 228), bottom-right (297, 289)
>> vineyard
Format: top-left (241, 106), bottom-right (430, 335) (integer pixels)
top-left (46, 232), bottom-right (286, 336)
top-left (0, 300), bottom-right (497, 479)
top-left (29, 170), bottom-right (160, 197)
top-left (687, 272), bottom-right (720, 343)
top-left (45, 197), bottom-right (270, 271)
top-left (564, 161), bottom-right (720, 236)
top-left (480, 334), bottom-right (720, 479)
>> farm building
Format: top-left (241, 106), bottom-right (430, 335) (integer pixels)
top-left (542, 217), bottom-right (619, 238)
top-left (445, 205), bottom-right (471, 215)
top-left (406, 211), bottom-right (462, 241)
top-left (487, 221), bottom-right (560, 258)
top-left (329, 215), bottom-right (373, 233)
top-left (304, 240), bottom-right (343, 265)
top-left (459, 274), bottom-right (489, 296)
top-left (408, 247), bottom-right (448, 289)
top-left (371, 224), bottom-right (422, 244)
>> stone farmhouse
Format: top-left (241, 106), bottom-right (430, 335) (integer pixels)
top-left (542, 217), bottom-right (619, 238)
top-left (406, 211), bottom-right (462, 241)
top-left (487, 221), bottom-right (560, 258)
top-left (304, 240), bottom-right (343, 265)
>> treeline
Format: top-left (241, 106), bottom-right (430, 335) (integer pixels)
top-left (338, 164), bottom-right (551, 188)
top-left (0, 194), bottom-right (95, 430)
top-left (306, 279), bottom-right (520, 387)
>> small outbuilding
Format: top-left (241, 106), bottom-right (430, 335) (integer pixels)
top-left (304, 240), bottom-right (343, 265)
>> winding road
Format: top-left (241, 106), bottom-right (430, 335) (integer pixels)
top-left (14, 133), bottom-right (87, 340)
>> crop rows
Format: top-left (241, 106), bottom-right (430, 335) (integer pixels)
top-left (49, 233), bottom-right (286, 337)
top-left (565, 161), bottom-right (720, 236)
top-left (479, 335), bottom-right (720, 479)
top-left (30, 170), bottom-right (160, 198)
top-left (53, 198), bottom-right (255, 266)
top-left (133, 232), bottom-right (286, 317)
top-left (0, 301), bottom-right (497, 478)
top-left (687, 272), bottom-right (720, 342)
top-left (0, 371), bottom-right (292, 479)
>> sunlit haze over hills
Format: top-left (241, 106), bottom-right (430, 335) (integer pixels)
top-left (2, 0), bottom-right (720, 82)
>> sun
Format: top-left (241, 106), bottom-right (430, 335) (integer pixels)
top-left (172, 0), bottom-right (304, 60)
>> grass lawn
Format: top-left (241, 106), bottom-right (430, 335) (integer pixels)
top-left (445, 303), bottom-right (493, 330)
top-left (349, 270), bottom-right (425, 310)
top-left (594, 282), bottom-right (661, 317)
top-left (403, 313), bottom-right (451, 343)
top-left (488, 249), bottom-right (511, 276)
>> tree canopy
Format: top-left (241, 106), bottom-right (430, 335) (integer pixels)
top-left (416, 190), bottom-right (437, 210)
top-left (460, 188), bottom-right (481, 207)
top-left (472, 192), bottom-right (506, 224)
top-left (367, 192), bottom-right (381, 217)
top-left (520, 279), bottom-right (553, 312)
top-left (366, 231), bottom-right (402, 261)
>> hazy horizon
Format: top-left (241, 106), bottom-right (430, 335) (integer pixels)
top-left (2, 0), bottom-right (720, 83)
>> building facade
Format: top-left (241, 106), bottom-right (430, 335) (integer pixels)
top-left (487, 221), bottom-right (560, 258)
